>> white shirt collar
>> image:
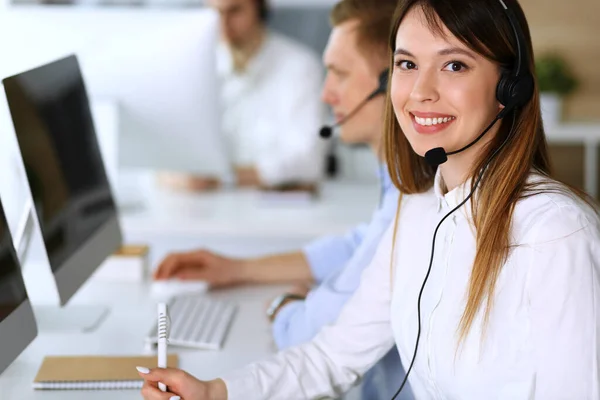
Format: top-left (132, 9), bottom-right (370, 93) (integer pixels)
top-left (433, 168), bottom-right (475, 214)
top-left (217, 31), bottom-right (273, 80)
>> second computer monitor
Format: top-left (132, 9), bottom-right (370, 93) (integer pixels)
top-left (81, 9), bottom-right (231, 179)
top-left (3, 54), bottom-right (122, 306)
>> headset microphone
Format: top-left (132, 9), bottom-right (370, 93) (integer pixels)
top-left (318, 126), bottom-right (335, 139)
top-left (424, 113), bottom-right (504, 167)
top-left (319, 69), bottom-right (389, 139)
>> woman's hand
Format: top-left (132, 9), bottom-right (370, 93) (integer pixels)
top-left (137, 366), bottom-right (227, 400)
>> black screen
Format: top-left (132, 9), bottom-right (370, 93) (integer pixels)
top-left (0, 199), bottom-right (28, 323)
top-left (3, 55), bottom-right (117, 274)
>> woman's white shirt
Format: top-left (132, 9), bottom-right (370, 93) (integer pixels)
top-left (222, 171), bottom-right (600, 399)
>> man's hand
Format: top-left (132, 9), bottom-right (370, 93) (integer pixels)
top-left (153, 250), bottom-right (244, 288)
top-left (137, 366), bottom-right (227, 400)
top-left (235, 166), bottom-right (261, 187)
top-left (156, 172), bottom-right (220, 192)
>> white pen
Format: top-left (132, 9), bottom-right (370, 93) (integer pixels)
top-left (157, 302), bottom-right (168, 392)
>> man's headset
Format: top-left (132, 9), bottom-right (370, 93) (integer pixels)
top-left (319, 69), bottom-right (390, 139)
top-left (258, 0), bottom-right (269, 22)
top-left (391, 1), bottom-right (534, 399)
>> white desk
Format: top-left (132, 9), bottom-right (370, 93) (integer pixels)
top-left (0, 181), bottom-right (379, 399)
top-left (120, 181), bottom-right (380, 240)
top-left (0, 279), bottom-right (287, 400)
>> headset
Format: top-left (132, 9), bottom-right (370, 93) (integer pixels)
top-left (258, 0), bottom-right (269, 22)
top-left (320, 69), bottom-right (388, 178)
top-left (319, 69), bottom-right (390, 139)
top-left (391, 1), bottom-right (534, 398)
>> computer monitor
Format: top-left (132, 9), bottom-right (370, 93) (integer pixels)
top-left (0, 193), bottom-right (37, 375)
top-left (0, 84), bottom-right (36, 262)
top-left (81, 8), bottom-right (231, 180)
top-left (2, 54), bottom-right (123, 306)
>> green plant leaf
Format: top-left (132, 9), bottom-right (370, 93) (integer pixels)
top-left (535, 54), bottom-right (578, 95)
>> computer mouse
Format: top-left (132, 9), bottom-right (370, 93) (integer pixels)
top-left (150, 279), bottom-right (209, 300)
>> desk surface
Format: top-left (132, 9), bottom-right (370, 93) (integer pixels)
top-left (120, 180), bottom-right (380, 239)
top-left (0, 280), bottom-right (285, 400)
top-left (1, 180), bottom-right (380, 399)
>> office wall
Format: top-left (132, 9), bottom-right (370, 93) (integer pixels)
top-left (1, 1), bottom-right (598, 187)
top-left (521, 0), bottom-right (600, 198)
top-left (2, 0), bottom-right (598, 122)
top-left (524, 0), bottom-right (600, 121)
top-left (268, 7), bottom-right (331, 56)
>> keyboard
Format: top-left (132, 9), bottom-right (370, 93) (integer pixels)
top-left (145, 294), bottom-right (237, 351)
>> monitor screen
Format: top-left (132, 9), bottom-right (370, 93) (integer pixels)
top-left (3, 55), bottom-right (117, 275)
top-left (0, 197), bottom-right (28, 328)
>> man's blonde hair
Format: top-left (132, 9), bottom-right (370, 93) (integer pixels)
top-left (330, 0), bottom-right (398, 68)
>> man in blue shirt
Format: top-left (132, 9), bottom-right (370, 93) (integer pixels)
top-left (153, 1), bottom-right (411, 398)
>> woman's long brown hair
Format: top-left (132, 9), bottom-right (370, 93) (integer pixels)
top-left (384, 0), bottom-right (595, 344)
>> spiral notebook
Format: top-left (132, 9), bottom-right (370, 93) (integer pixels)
top-left (33, 354), bottom-right (178, 390)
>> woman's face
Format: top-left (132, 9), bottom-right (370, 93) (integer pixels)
top-left (391, 6), bottom-right (503, 159)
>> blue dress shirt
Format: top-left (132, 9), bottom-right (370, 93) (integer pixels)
top-left (272, 165), bottom-right (413, 400)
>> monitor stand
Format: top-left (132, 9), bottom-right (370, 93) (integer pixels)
top-left (20, 235), bottom-right (112, 334)
top-left (32, 305), bottom-right (110, 333)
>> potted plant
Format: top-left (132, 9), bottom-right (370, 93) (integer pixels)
top-left (535, 54), bottom-right (578, 127)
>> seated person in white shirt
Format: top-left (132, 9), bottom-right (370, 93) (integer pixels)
top-left (137, 0), bottom-right (600, 399)
top-left (159, 0), bottom-right (327, 190)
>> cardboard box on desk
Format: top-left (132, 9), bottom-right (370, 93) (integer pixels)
top-left (92, 244), bottom-right (150, 282)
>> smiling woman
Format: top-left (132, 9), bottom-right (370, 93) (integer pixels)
top-left (137, 1), bottom-right (600, 399)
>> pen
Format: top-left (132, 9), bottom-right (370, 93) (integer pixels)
top-left (157, 302), bottom-right (168, 392)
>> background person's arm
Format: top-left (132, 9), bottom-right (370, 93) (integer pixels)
top-left (303, 223), bottom-right (369, 284)
top-left (272, 191), bottom-right (398, 348)
top-left (154, 222), bottom-right (370, 287)
top-left (237, 251), bottom-right (314, 285)
top-left (154, 249), bottom-right (313, 286)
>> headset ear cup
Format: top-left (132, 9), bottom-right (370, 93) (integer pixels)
top-left (496, 73), bottom-right (534, 111)
top-left (496, 74), bottom-right (512, 107)
top-left (378, 69), bottom-right (390, 95)
top-left (512, 74), bottom-right (535, 108)
top-left (366, 70), bottom-right (390, 100)
top-left (259, 0), bottom-right (269, 22)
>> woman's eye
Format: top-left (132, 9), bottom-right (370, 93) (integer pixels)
top-left (394, 60), bottom-right (416, 70)
top-left (444, 61), bottom-right (468, 72)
